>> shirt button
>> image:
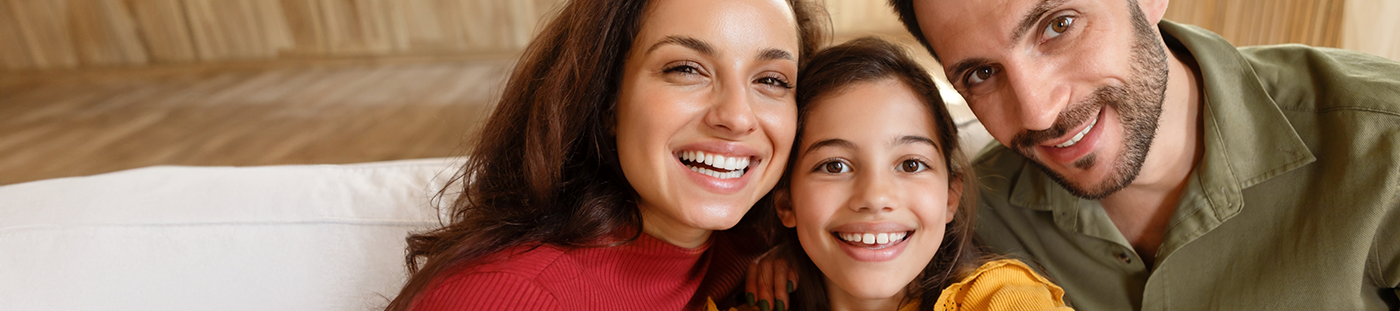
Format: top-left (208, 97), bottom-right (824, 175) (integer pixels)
top-left (1116, 252), bottom-right (1132, 264)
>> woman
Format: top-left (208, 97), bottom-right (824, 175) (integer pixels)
top-left (384, 0), bottom-right (827, 310)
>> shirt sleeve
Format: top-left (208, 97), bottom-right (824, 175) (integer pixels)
top-left (935, 259), bottom-right (1074, 311)
top-left (411, 272), bottom-right (560, 311)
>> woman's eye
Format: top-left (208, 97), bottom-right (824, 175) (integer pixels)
top-left (965, 66), bottom-right (995, 86)
top-left (819, 161), bottom-right (850, 174)
top-left (898, 160), bottom-right (928, 173)
top-left (755, 76), bottom-right (793, 89)
top-left (1043, 15), bottom-right (1074, 40)
top-left (664, 64), bottom-right (700, 75)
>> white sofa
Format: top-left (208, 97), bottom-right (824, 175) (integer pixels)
top-left (0, 118), bottom-right (993, 311)
top-left (0, 158), bottom-right (463, 311)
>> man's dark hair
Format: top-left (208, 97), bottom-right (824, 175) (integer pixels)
top-left (889, 0), bottom-right (940, 60)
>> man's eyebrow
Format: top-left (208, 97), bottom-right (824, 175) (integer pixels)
top-left (758, 48), bottom-right (794, 62)
top-left (647, 35), bottom-right (714, 56)
top-left (803, 138), bottom-right (856, 156)
top-left (895, 135), bottom-right (940, 150)
top-left (1012, 0), bottom-right (1068, 43)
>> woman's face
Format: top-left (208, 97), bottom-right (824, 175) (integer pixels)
top-left (615, 0), bottom-right (800, 247)
top-left (779, 79), bottom-right (961, 306)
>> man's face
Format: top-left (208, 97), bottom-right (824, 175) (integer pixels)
top-left (914, 0), bottom-right (1169, 199)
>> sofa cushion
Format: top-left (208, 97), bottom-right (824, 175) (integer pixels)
top-left (0, 158), bottom-right (462, 311)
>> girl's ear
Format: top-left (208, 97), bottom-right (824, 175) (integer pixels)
top-left (775, 189), bottom-right (798, 228)
top-left (945, 172), bottom-right (964, 223)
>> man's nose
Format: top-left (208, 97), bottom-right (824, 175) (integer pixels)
top-left (1004, 59), bottom-right (1070, 132)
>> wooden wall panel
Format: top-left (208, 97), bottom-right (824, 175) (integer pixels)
top-left (69, 0), bottom-right (148, 66)
top-left (127, 0), bottom-right (197, 63)
top-left (278, 0), bottom-right (326, 55)
top-left (0, 1), bottom-right (35, 70)
top-left (8, 0), bottom-right (79, 68)
top-left (3, 0), bottom-right (1393, 71)
top-left (1164, 0), bottom-right (1345, 48)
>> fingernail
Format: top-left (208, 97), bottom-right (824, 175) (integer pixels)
top-left (786, 280), bottom-right (794, 293)
top-left (776, 300), bottom-right (786, 311)
top-left (759, 300), bottom-right (770, 311)
top-left (746, 293), bottom-right (755, 306)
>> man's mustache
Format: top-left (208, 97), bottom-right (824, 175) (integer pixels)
top-left (1009, 86), bottom-right (1120, 149)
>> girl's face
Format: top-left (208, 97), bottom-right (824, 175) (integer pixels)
top-left (615, 0), bottom-right (800, 248)
top-left (779, 79), bottom-right (961, 306)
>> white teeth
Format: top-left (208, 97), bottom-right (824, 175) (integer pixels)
top-left (889, 232), bottom-right (906, 241)
top-left (679, 150), bottom-right (752, 176)
top-left (1054, 115), bottom-right (1099, 148)
top-left (688, 165), bottom-right (742, 179)
top-left (838, 231), bottom-right (910, 245)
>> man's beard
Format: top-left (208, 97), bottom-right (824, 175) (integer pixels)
top-left (1008, 0), bottom-right (1169, 200)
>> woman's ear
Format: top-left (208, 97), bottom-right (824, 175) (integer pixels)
top-left (945, 172), bottom-right (964, 223)
top-left (608, 107), bottom-right (618, 136)
top-left (775, 189), bottom-right (797, 228)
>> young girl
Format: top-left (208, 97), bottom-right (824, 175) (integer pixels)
top-left (736, 38), bottom-right (1072, 311)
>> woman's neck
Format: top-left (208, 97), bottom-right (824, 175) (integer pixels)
top-left (825, 278), bottom-right (908, 311)
top-left (638, 206), bottom-right (712, 249)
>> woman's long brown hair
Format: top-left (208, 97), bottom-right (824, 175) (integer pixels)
top-left (776, 37), bottom-right (985, 311)
top-left (384, 0), bottom-right (828, 310)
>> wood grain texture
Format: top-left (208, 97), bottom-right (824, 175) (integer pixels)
top-left (0, 57), bottom-right (512, 185)
top-left (2, 0), bottom-right (1389, 71)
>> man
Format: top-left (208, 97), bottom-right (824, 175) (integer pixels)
top-left (887, 0), bottom-right (1400, 309)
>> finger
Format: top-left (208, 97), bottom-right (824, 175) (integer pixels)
top-left (745, 258), bottom-right (760, 306)
top-left (772, 258), bottom-right (790, 311)
top-left (755, 257), bottom-right (776, 310)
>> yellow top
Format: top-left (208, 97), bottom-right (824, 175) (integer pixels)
top-left (707, 259), bottom-right (1070, 311)
top-left (927, 259), bottom-right (1071, 311)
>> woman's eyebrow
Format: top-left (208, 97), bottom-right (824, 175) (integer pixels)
top-left (647, 35), bottom-right (714, 56)
top-left (758, 48), bottom-right (794, 62)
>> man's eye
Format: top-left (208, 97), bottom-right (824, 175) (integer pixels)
top-left (965, 67), bottom-right (995, 85)
top-left (819, 161), bottom-right (850, 174)
top-left (1043, 15), bottom-right (1074, 40)
top-left (898, 160), bottom-right (928, 173)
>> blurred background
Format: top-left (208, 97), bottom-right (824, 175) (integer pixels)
top-left (1, 0), bottom-right (1397, 185)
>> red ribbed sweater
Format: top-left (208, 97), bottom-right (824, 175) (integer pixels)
top-left (410, 231), bottom-right (755, 311)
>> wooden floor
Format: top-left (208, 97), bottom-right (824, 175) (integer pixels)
top-left (0, 57), bottom-right (513, 185)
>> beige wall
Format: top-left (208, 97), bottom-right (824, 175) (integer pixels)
top-left (1, 0), bottom-right (1397, 71)
top-left (1342, 0), bottom-right (1400, 61)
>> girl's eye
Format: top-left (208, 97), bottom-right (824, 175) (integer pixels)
top-left (755, 76), bottom-right (793, 89)
top-left (898, 160), bottom-right (928, 173)
top-left (1043, 15), bottom-right (1074, 40)
top-left (965, 66), bottom-right (995, 86)
top-left (819, 161), bottom-right (851, 174)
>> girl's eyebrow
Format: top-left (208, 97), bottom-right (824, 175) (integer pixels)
top-left (895, 135), bottom-right (939, 150)
top-left (803, 138), bottom-right (856, 155)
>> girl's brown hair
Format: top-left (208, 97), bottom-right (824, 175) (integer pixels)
top-left (777, 37), bottom-right (983, 311)
top-left (384, 0), bottom-right (828, 310)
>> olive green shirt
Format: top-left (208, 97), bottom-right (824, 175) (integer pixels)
top-left (972, 20), bottom-right (1400, 310)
